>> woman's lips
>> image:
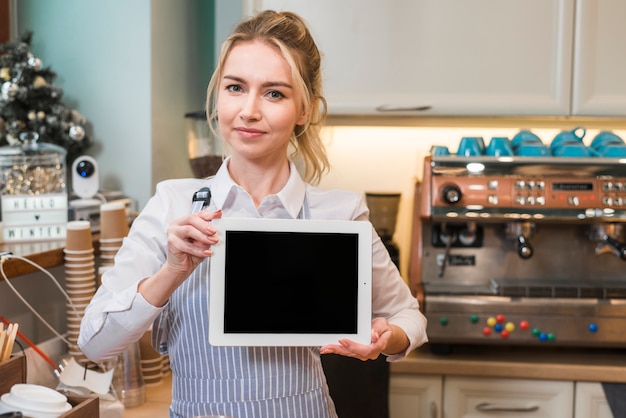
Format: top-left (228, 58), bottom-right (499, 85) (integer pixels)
top-left (235, 127), bottom-right (265, 138)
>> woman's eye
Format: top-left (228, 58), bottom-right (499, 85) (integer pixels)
top-left (226, 84), bottom-right (242, 93)
top-left (267, 90), bottom-right (285, 100)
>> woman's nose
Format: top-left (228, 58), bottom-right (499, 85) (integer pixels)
top-left (239, 95), bottom-right (261, 121)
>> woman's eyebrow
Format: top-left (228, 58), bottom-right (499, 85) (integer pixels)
top-left (223, 75), bottom-right (293, 89)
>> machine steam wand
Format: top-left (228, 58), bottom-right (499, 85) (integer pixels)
top-left (437, 223), bottom-right (457, 277)
top-left (505, 222), bottom-right (535, 259)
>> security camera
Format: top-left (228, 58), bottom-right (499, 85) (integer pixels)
top-left (72, 155), bottom-right (99, 199)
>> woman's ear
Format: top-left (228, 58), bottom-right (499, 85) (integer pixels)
top-left (296, 105), bottom-right (309, 126)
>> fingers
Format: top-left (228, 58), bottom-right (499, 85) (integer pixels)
top-left (320, 338), bottom-right (383, 361)
top-left (170, 210), bottom-right (221, 246)
top-left (166, 210), bottom-right (222, 272)
top-left (319, 318), bottom-right (393, 361)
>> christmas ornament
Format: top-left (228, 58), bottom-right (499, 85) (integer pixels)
top-left (69, 125), bottom-right (85, 141)
top-left (27, 55), bottom-right (42, 71)
top-left (32, 75), bottom-right (47, 88)
top-left (1, 81), bottom-right (18, 101)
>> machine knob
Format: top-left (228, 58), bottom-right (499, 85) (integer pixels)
top-left (442, 185), bottom-right (462, 204)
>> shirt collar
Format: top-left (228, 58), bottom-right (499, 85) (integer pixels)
top-left (210, 156), bottom-right (307, 219)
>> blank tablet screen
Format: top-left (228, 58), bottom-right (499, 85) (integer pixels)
top-left (209, 218), bottom-right (372, 346)
top-left (224, 230), bottom-right (359, 334)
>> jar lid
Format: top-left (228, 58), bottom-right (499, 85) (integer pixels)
top-left (0, 131), bottom-right (67, 159)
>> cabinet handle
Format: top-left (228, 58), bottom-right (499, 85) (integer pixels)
top-left (375, 104), bottom-right (432, 112)
top-left (475, 402), bottom-right (539, 413)
top-left (429, 400), bottom-right (438, 418)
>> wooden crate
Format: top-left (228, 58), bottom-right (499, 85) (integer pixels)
top-left (0, 355), bottom-right (26, 395)
top-left (0, 355), bottom-right (99, 417)
top-left (61, 395), bottom-right (100, 418)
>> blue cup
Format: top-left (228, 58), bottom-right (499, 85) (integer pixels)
top-left (550, 126), bottom-right (586, 150)
top-left (552, 143), bottom-right (596, 157)
top-left (457, 136), bottom-right (484, 157)
top-left (430, 145), bottom-right (451, 156)
top-left (511, 130), bottom-right (542, 149)
top-left (598, 144), bottom-right (626, 157)
top-left (485, 137), bottom-right (513, 157)
top-left (516, 143), bottom-right (550, 157)
top-left (591, 131), bottom-right (624, 150)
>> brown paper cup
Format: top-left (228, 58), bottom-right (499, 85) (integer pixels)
top-left (100, 202), bottom-right (129, 240)
top-left (139, 330), bottom-right (162, 360)
top-left (65, 221), bottom-right (93, 251)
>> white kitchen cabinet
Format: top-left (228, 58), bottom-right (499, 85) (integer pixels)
top-left (444, 376), bottom-right (573, 418)
top-left (571, 0), bottom-right (626, 116)
top-left (244, 0), bottom-right (575, 116)
top-left (574, 382), bottom-right (612, 418)
top-left (244, 0), bottom-right (626, 117)
top-left (389, 374), bottom-right (442, 418)
top-left (390, 375), bottom-right (576, 418)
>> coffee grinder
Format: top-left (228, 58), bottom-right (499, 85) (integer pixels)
top-left (366, 192), bottom-right (401, 268)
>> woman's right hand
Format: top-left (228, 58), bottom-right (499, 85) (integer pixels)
top-left (165, 209), bottom-right (222, 279)
top-left (139, 209), bottom-right (222, 306)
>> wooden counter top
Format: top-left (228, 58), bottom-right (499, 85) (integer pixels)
top-left (391, 344), bottom-right (626, 383)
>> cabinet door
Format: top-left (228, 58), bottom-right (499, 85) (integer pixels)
top-left (574, 382), bottom-right (613, 418)
top-left (444, 376), bottom-right (573, 418)
top-left (245, 0), bottom-right (574, 116)
top-left (389, 374), bottom-right (442, 418)
top-left (571, 0), bottom-right (626, 116)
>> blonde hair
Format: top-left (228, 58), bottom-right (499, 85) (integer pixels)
top-left (206, 10), bottom-right (329, 184)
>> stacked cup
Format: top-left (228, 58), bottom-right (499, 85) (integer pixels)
top-left (138, 329), bottom-right (165, 387)
top-left (98, 202), bottom-right (129, 280)
top-left (64, 220), bottom-right (96, 365)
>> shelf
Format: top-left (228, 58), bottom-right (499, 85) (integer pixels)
top-left (0, 240), bottom-right (65, 279)
top-left (0, 236), bottom-right (100, 280)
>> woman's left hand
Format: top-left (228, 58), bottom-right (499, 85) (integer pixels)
top-left (320, 317), bottom-right (396, 361)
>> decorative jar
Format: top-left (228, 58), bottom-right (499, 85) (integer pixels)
top-left (0, 132), bottom-right (68, 242)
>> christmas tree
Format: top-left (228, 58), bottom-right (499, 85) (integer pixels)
top-left (0, 32), bottom-right (92, 162)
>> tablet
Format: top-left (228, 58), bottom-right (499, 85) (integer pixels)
top-left (209, 217), bottom-right (373, 346)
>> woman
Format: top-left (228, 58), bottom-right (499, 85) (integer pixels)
top-left (79, 10), bottom-right (427, 418)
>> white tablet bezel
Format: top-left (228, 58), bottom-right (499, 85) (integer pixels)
top-left (209, 217), bottom-right (372, 346)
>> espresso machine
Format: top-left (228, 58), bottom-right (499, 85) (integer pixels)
top-left (410, 154), bottom-right (626, 351)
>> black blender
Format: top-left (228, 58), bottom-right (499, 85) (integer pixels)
top-left (366, 192), bottom-right (401, 268)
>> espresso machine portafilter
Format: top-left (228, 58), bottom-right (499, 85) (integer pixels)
top-left (589, 223), bottom-right (626, 260)
top-left (505, 221), bottom-right (536, 259)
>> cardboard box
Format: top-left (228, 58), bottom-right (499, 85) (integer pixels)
top-left (0, 355), bottom-right (99, 417)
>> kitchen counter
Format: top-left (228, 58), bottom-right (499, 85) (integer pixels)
top-left (391, 344), bottom-right (626, 383)
top-left (127, 344), bottom-right (626, 417)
